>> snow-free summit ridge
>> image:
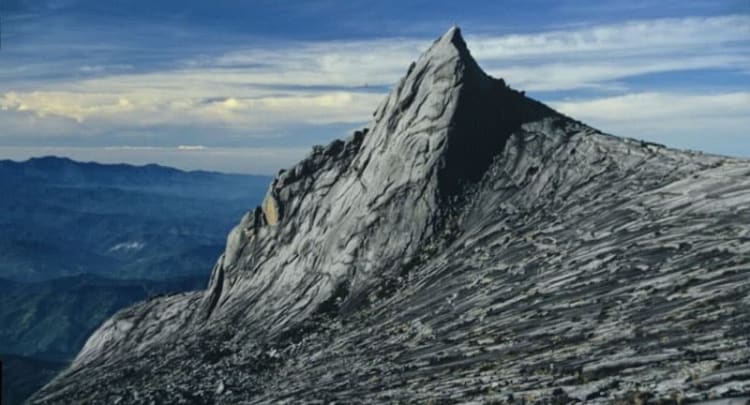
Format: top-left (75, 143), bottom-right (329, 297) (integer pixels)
top-left (34, 27), bottom-right (750, 404)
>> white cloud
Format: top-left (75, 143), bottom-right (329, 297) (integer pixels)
top-left (472, 14), bottom-right (749, 90)
top-left (471, 15), bottom-right (749, 60)
top-left (198, 15), bottom-right (749, 90)
top-left (0, 88), bottom-right (383, 129)
top-left (0, 14), bottom-right (747, 167)
top-left (490, 55), bottom-right (742, 91)
top-left (551, 92), bottom-right (750, 155)
top-left (552, 92), bottom-right (750, 123)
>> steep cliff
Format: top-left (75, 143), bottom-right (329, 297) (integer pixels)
top-left (33, 27), bottom-right (750, 404)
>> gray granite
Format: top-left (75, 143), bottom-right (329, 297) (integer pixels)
top-left (32, 27), bottom-right (750, 404)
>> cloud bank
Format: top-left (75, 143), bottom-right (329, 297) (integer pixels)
top-left (1, 14), bottom-right (748, 172)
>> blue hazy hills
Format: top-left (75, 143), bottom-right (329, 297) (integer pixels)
top-left (0, 156), bottom-right (271, 404)
top-left (0, 156), bottom-right (271, 281)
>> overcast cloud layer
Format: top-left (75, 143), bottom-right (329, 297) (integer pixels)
top-left (1, 1), bottom-right (747, 173)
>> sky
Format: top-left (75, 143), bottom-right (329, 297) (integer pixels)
top-left (0, 0), bottom-right (748, 174)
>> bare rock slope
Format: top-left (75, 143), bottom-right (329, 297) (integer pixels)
top-left (33, 27), bottom-right (750, 404)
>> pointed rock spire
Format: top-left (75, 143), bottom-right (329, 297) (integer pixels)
top-left (367, 26), bottom-right (556, 199)
top-left (195, 25), bottom-right (561, 325)
top-left (428, 25), bottom-right (470, 58)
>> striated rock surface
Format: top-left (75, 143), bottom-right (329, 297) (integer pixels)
top-left (33, 27), bottom-right (750, 404)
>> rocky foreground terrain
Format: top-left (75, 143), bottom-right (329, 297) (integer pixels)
top-left (32, 27), bottom-right (750, 404)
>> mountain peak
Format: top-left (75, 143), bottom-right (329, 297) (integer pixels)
top-left (436, 25), bottom-right (466, 50)
top-left (368, 26), bottom-right (559, 199)
top-left (190, 27), bottom-right (564, 325)
top-left (415, 25), bottom-right (477, 78)
top-left (195, 27), bottom-right (564, 322)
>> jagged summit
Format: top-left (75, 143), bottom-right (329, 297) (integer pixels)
top-left (34, 28), bottom-right (750, 404)
top-left (441, 25), bottom-right (462, 41)
top-left (192, 23), bottom-right (554, 330)
top-left (422, 25), bottom-right (490, 86)
top-left (421, 25), bottom-right (473, 66)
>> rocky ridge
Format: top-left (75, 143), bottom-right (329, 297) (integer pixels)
top-left (33, 27), bottom-right (750, 404)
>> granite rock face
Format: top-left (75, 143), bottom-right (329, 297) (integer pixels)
top-left (33, 27), bottom-right (750, 404)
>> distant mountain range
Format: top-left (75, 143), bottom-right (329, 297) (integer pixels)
top-left (0, 156), bottom-right (271, 404)
top-left (0, 156), bottom-right (272, 281)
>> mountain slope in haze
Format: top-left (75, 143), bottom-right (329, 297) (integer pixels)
top-left (1, 354), bottom-right (65, 405)
top-left (0, 276), bottom-right (206, 405)
top-left (0, 275), bottom-right (207, 361)
top-left (34, 28), bottom-right (750, 404)
top-left (0, 158), bottom-right (270, 403)
top-left (0, 156), bottom-right (272, 281)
